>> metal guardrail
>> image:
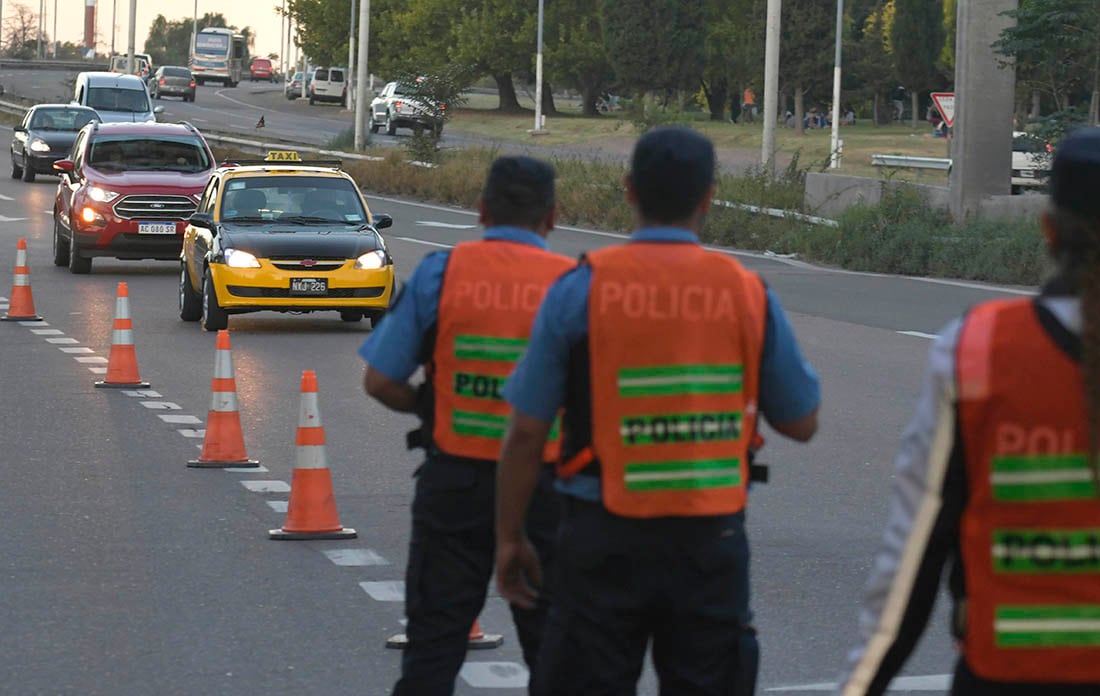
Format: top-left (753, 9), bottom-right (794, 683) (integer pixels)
top-left (871, 153), bottom-right (953, 171)
top-left (0, 59), bottom-right (106, 71)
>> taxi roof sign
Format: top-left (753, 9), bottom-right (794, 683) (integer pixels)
top-left (265, 150), bottom-right (301, 162)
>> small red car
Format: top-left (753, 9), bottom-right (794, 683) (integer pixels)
top-left (51, 121), bottom-right (216, 274)
top-left (250, 58), bottom-right (274, 83)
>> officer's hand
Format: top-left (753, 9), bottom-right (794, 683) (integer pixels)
top-left (496, 538), bottom-right (542, 610)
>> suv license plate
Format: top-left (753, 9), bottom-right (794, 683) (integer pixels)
top-left (290, 278), bottom-right (328, 296)
top-left (138, 222), bottom-right (177, 235)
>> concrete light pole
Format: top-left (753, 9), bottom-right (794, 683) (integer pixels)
top-left (761, 0), bottom-right (782, 175)
top-left (346, 0), bottom-right (356, 111)
top-left (531, 0), bottom-right (546, 134)
top-left (125, 0), bottom-right (134, 70)
top-left (829, 0), bottom-right (844, 169)
top-left (111, 0), bottom-right (116, 56)
top-left (52, 0), bottom-right (56, 58)
top-left (37, 0), bottom-right (43, 60)
top-left (191, 0), bottom-right (197, 56)
top-left (353, 0), bottom-right (370, 149)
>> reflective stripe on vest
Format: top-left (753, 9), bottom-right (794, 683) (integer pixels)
top-left (957, 298), bottom-right (1100, 682)
top-left (431, 239), bottom-right (574, 462)
top-left (586, 242), bottom-right (766, 518)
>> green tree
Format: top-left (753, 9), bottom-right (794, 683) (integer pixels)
top-left (451, 0), bottom-right (537, 112)
top-left (144, 12), bottom-right (249, 67)
top-left (892, 0), bottom-right (945, 128)
top-left (602, 0), bottom-right (706, 106)
top-left (701, 0), bottom-right (764, 122)
top-left (544, 0), bottom-right (614, 116)
top-left (780, 0), bottom-right (835, 135)
top-left (848, 1), bottom-right (897, 125)
top-left (283, 0), bottom-right (351, 67)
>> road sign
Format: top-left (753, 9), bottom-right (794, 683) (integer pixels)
top-left (931, 92), bottom-right (955, 128)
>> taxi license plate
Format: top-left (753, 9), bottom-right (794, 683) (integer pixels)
top-left (290, 278), bottom-right (327, 296)
top-left (138, 222), bottom-right (177, 235)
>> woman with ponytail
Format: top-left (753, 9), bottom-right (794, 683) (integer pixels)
top-left (836, 128), bottom-right (1100, 696)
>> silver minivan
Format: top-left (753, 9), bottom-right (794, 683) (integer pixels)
top-left (72, 72), bottom-right (163, 123)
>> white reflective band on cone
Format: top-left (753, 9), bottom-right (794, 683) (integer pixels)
top-left (296, 443), bottom-right (327, 469)
top-left (115, 298), bottom-right (131, 320)
top-left (214, 351), bottom-right (234, 378)
top-left (14, 250), bottom-right (26, 265)
top-left (298, 394), bottom-right (322, 427)
top-left (210, 392), bottom-right (239, 412)
top-left (112, 329), bottom-right (133, 345)
top-left (12, 275), bottom-right (28, 286)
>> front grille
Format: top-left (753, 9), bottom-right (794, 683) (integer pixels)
top-left (113, 195), bottom-right (197, 221)
top-left (270, 261), bottom-right (345, 272)
top-left (227, 286), bottom-right (386, 299)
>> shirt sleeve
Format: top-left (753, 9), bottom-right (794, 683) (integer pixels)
top-left (837, 319), bottom-right (966, 696)
top-left (357, 251), bottom-right (447, 382)
top-left (503, 266), bottom-right (591, 422)
top-left (757, 288), bottom-right (821, 425)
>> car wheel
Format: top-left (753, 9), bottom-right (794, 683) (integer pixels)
top-left (67, 237), bottom-right (91, 274)
top-left (369, 115), bottom-right (380, 134)
top-left (52, 216), bottom-right (70, 266)
top-left (21, 161), bottom-right (34, 183)
top-left (385, 112), bottom-right (397, 136)
top-left (10, 155), bottom-right (22, 179)
top-left (434, 122), bottom-right (444, 137)
top-left (201, 269), bottom-right (228, 331)
top-left (339, 310), bottom-right (364, 323)
top-left (179, 263), bottom-right (202, 321)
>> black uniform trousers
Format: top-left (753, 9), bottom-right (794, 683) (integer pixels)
top-left (392, 456), bottom-right (559, 696)
top-left (951, 659), bottom-right (1100, 695)
top-left (532, 496), bottom-right (758, 696)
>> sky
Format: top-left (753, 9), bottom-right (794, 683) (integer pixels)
top-left (11, 0), bottom-right (294, 65)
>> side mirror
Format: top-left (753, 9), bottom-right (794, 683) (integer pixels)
top-left (13, 125), bottom-right (25, 133)
top-left (189, 212), bottom-right (215, 230)
top-left (372, 213), bottom-right (393, 230)
top-left (53, 159), bottom-right (75, 173)
top-left (153, 105), bottom-right (165, 114)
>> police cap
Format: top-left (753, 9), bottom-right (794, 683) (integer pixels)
top-left (1051, 127), bottom-right (1100, 219)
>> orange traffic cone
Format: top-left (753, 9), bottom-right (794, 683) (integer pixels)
top-left (95, 282), bottom-right (149, 388)
top-left (188, 330), bottom-right (259, 468)
top-left (269, 370), bottom-right (356, 540)
top-left (1, 238), bottom-right (42, 321)
top-left (385, 618), bottom-right (503, 650)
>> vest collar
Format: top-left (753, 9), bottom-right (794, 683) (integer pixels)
top-left (631, 227), bottom-right (700, 244)
top-left (483, 226), bottom-right (549, 250)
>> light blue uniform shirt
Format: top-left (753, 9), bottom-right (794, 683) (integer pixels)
top-left (502, 227), bottom-right (821, 500)
top-left (358, 226), bottom-right (553, 378)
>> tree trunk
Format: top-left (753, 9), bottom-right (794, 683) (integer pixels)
top-left (494, 73), bottom-right (522, 112)
top-left (1091, 90), bottom-right (1099, 127)
top-left (706, 77), bottom-right (728, 121)
top-left (911, 91), bottom-right (920, 130)
top-left (794, 87), bottom-right (806, 135)
top-left (541, 80), bottom-right (557, 116)
top-left (1030, 91), bottom-right (1041, 121)
top-left (580, 85), bottom-right (599, 116)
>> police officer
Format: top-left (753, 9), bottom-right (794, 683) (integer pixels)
top-left (495, 126), bottom-right (821, 695)
top-left (837, 128), bottom-right (1100, 695)
top-left (360, 156), bottom-right (574, 695)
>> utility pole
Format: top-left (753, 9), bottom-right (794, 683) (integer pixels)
top-left (279, 0), bottom-right (285, 79)
top-left (191, 0), bottom-right (197, 56)
top-left (530, 0), bottom-right (546, 134)
top-left (353, 0), bottom-right (370, 149)
top-left (126, 0), bottom-right (134, 71)
top-left (761, 0), bottom-right (782, 175)
top-left (346, 0), bottom-right (356, 111)
top-left (111, 0), bottom-right (116, 56)
top-left (51, 0), bottom-right (56, 57)
top-left (829, 0), bottom-right (844, 168)
top-left (37, 0), bottom-right (43, 59)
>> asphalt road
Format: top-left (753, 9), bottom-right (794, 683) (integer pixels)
top-left (0, 70), bottom-right (1038, 695)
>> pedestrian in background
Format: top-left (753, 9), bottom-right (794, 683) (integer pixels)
top-left (837, 128), bottom-right (1100, 696)
top-left (495, 126), bottom-right (821, 695)
top-left (360, 156), bottom-right (574, 695)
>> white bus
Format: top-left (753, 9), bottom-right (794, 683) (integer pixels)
top-left (189, 27), bottom-right (245, 87)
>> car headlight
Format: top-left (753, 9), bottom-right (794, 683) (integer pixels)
top-left (224, 248), bottom-right (261, 269)
top-left (87, 186), bottom-right (120, 203)
top-left (354, 249), bottom-right (387, 270)
top-left (29, 138), bottom-right (50, 152)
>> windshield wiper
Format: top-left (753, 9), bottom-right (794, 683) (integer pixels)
top-left (278, 215), bottom-right (342, 224)
top-left (221, 215), bottom-right (270, 223)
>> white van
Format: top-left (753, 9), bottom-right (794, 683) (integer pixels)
top-left (108, 54), bottom-right (151, 79)
top-left (73, 72), bottom-right (163, 123)
top-left (309, 67), bottom-right (347, 105)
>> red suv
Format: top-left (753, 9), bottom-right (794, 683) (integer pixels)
top-left (250, 58), bottom-right (274, 83)
top-left (52, 121), bottom-right (215, 274)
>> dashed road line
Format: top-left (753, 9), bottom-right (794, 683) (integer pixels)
top-left (45, 337), bottom-right (79, 344)
top-left (224, 464), bottom-right (269, 473)
top-left (241, 480), bottom-right (291, 493)
top-left (177, 428), bottom-right (206, 438)
top-left (158, 414), bottom-right (203, 424)
top-left (59, 346), bottom-right (94, 354)
top-left (322, 549), bottom-right (389, 566)
top-left (266, 501), bottom-right (289, 513)
top-left (140, 401), bottom-right (183, 410)
top-left (359, 580), bottom-right (405, 601)
top-left (459, 662), bottom-right (530, 689)
top-left (897, 330), bottom-right (938, 340)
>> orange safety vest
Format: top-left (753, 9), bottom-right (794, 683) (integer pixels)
top-left (431, 238), bottom-right (574, 462)
top-left (573, 242), bottom-right (766, 518)
top-left (956, 298), bottom-right (1100, 683)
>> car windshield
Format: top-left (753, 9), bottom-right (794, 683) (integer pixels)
top-left (163, 67), bottom-right (191, 78)
top-left (1013, 136), bottom-right (1047, 154)
top-left (219, 175), bottom-right (368, 224)
top-left (315, 69), bottom-right (329, 81)
top-left (30, 108), bottom-right (96, 131)
top-left (87, 87), bottom-right (150, 113)
top-left (88, 136), bottom-right (211, 172)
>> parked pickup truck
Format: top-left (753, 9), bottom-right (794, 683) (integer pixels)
top-left (369, 81), bottom-right (444, 136)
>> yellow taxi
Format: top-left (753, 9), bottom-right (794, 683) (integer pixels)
top-left (179, 151), bottom-right (396, 330)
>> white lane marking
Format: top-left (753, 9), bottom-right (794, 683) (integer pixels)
top-left (359, 580), bottom-right (405, 601)
top-left (59, 347), bottom-right (94, 354)
top-left (158, 414), bottom-right (202, 424)
top-left (764, 674), bottom-right (951, 692)
top-left (41, 210), bottom-right (52, 215)
top-left (241, 480), bottom-right (290, 493)
top-left (224, 464), bottom-right (268, 473)
top-left (140, 401), bottom-right (182, 410)
top-left (267, 500), bottom-right (289, 512)
top-left (191, 117), bottom-right (208, 122)
top-left (122, 389), bottom-right (162, 397)
top-left (898, 331), bottom-right (938, 340)
top-left (0, 193), bottom-right (13, 200)
top-left (74, 356), bottom-right (108, 363)
top-left (213, 89), bottom-right (266, 111)
top-left (321, 549), bottom-right (389, 566)
top-left (0, 215), bottom-right (27, 222)
top-left (460, 663), bottom-right (530, 689)
top-left (395, 236), bottom-right (453, 249)
top-left (415, 220), bottom-right (477, 230)
top-left (88, 367), bottom-right (107, 374)
top-left (18, 320), bottom-right (46, 326)
top-left (30, 328), bottom-right (63, 335)
top-left (46, 337), bottom-right (79, 344)
top-left (177, 428), bottom-right (206, 438)
top-left (363, 194), bottom-right (1034, 295)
